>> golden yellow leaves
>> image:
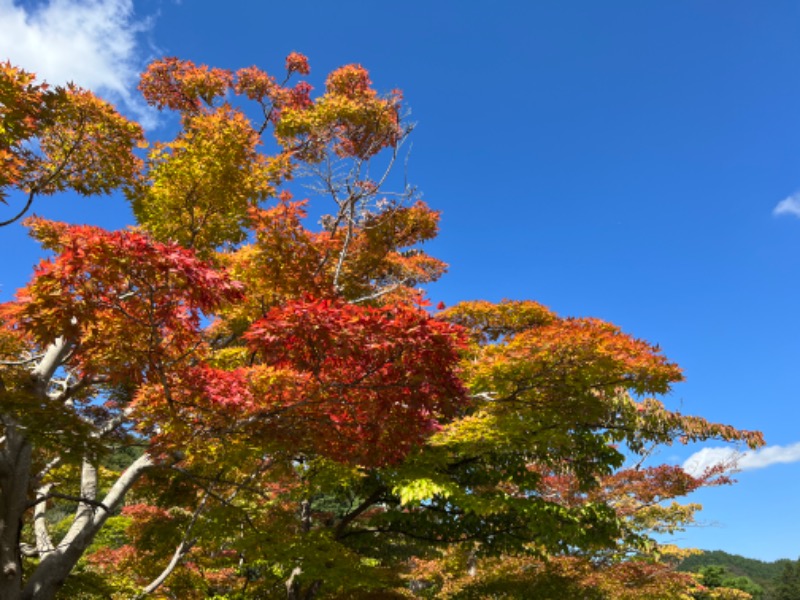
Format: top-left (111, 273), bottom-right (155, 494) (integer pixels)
top-left (129, 107), bottom-right (288, 254)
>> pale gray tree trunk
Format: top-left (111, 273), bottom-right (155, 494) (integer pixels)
top-left (0, 336), bottom-right (155, 600)
top-left (21, 453), bottom-right (152, 600)
top-left (0, 339), bottom-right (70, 600)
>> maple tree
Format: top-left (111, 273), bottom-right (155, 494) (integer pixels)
top-left (0, 54), bottom-right (764, 599)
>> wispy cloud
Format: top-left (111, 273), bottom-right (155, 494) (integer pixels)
top-left (683, 442), bottom-right (800, 477)
top-left (773, 192), bottom-right (800, 218)
top-left (0, 0), bottom-right (155, 124)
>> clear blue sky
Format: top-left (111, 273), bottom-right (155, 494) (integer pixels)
top-left (2, 0), bottom-right (800, 561)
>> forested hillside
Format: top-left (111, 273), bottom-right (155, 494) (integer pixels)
top-left (679, 551), bottom-right (800, 599)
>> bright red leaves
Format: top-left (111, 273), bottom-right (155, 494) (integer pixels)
top-left (135, 297), bottom-right (468, 467)
top-left (244, 297), bottom-right (467, 465)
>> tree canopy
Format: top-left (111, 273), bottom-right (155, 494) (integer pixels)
top-left (0, 54), bottom-right (764, 599)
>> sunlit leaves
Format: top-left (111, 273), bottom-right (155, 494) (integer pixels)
top-left (389, 298), bottom-right (764, 597)
top-left (234, 65), bottom-right (281, 103)
top-left (217, 196), bottom-right (448, 334)
top-left (244, 296), bottom-right (467, 466)
top-left (422, 553), bottom-right (698, 600)
top-left (275, 64), bottom-right (403, 161)
top-left (285, 52), bottom-right (311, 76)
top-left (439, 299), bottom-right (557, 343)
top-left (0, 62), bottom-right (45, 201)
top-left (470, 316), bottom-right (683, 400)
top-left (29, 86), bottom-right (143, 196)
top-left (0, 53), bottom-right (768, 600)
top-left (139, 57), bottom-right (233, 113)
top-left (393, 477), bottom-right (458, 506)
top-left (0, 62), bottom-right (142, 220)
top-left (220, 198), bottom-right (332, 322)
top-left (4, 218), bottom-right (241, 384)
top-left (129, 106), bottom-right (287, 253)
top-left (337, 201), bottom-right (447, 301)
top-left (434, 307), bottom-right (689, 483)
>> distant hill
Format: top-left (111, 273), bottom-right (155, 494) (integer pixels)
top-left (677, 549), bottom-right (795, 591)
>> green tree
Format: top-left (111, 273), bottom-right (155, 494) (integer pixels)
top-left (774, 559), bottom-right (800, 600)
top-left (690, 565), bottom-right (764, 600)
top-left (679, 550), bottom-right (788, 590)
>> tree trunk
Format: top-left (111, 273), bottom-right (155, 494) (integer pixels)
top-left (22, 453), bottom-right (153, 600)
top-left (0, 339), bottom-right (72, 599)
top-left (0, 423), bottom-right (31, 600)
top-left (286, 568), bottom-right (322, 600)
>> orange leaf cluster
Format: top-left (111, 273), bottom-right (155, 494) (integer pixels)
top-left (139, 57), bottom-right (233, 113)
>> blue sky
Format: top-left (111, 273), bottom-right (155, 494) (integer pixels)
top-left (2, 0), bottom-right (800, 561)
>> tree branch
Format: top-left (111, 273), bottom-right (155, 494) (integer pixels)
top-left (30, 337), bottom-right (73, 394)
top-left (26, 492), bottom-right (110, 513)
top-left (334, 486), bottom-right (385, 540)
top-left (23, 453), bottom-right (154, 598)
top-left (0, 353), bottom-right (45, 367)
top-left (33, 484), bottom-right (55, 555)
top-left (134, 491), bottom-right (209, 599)
top-left (0, 190), bottom-right (36, 227)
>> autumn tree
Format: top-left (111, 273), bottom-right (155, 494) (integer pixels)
top-left (0, 54), bottom-right (763, 600)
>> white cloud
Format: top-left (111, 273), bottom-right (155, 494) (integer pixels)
top-left (683, 442), bottom-right (800, 477)
top-left (0, 0), bottom-right (155, 124)
top-left (773, 192), bottom-right (800, 218)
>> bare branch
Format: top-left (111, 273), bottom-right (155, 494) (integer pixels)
top-left (351, 280), bottom-right (410, 304)
top-left (26, 492), bottom-right (111, 513)
top-left (33, 456), bottom-right (62, 486)
top-left (0, 353), bottom-right (45, 367)
top-left (332, 196), bottom-right (357, 291)
top-left (30, 337), bottom-right (73, 392)
top-left (334, 486), bottom-right (385, 540)
top-left (0, 190), bottom-right (36, 227)
top-left (94, 407), bottom-right (134, 438)
top-left (23, 453), bottom-right (155, 598)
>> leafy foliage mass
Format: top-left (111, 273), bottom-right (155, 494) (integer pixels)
top-left (0, 55), bottom-right (765, 599)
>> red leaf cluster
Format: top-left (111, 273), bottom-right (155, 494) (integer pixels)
top-left (244, 297), bottom-right (468, 465)
top-left (3, 219), bottom-right (242, 384)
